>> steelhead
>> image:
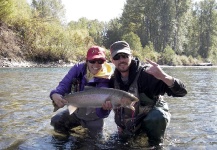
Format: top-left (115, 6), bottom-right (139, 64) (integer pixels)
top-left (53, 87), bottom-right (139, 114)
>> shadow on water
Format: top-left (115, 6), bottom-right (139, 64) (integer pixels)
top-left (17, 131), bottom-right (151, 150)
top-left (14, 111), bottom-right (151, 150)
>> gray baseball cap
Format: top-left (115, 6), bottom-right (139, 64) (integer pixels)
top-left (110, 41), bottom-right (131, 58)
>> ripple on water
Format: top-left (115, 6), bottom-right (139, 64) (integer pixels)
top-left (1, 67), bottom-right (217, 149)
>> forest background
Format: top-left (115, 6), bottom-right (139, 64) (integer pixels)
top-left (0, 0), bottom-right (217, 66)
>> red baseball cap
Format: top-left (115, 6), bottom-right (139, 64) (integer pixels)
top-left (86, 46), bottom-right (106, 61)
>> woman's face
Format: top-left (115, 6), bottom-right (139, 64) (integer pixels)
top-left (87, 59), bottom-right (105, 75)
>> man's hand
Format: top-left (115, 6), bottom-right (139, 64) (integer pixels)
top-left (52, 93), bottom-right (68, 108)
top-left (145, 59), bottom-right (174, 87)
top-left (145, 59), bottom-right (166, 80)
top-left (102, 100), bottom-right (112, 110)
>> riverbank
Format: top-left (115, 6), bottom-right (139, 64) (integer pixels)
top-left (0, 58), bottom-right (74, 68)
top-left (0, 57), bottom-right (215, 68)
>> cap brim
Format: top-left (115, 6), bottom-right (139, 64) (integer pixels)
top-left (87, 55), bottom-right (106, 61)
top-left (111, 48), bottom-right (131, 58)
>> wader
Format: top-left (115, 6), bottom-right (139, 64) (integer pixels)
top-left (114, 67), bottom-right (171, 146)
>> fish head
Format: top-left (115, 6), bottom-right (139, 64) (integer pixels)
top-left (120, 93), bottom-right (139, 111)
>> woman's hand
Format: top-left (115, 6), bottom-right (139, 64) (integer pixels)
top-left (52, 93), bottom-right (68, 108)
top-left (102, 100), bottom-right (112, 110)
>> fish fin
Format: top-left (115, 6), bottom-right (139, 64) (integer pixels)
top-left (68, 105), bottom-right (77, 115)
top-left (53, 106), bottom-right (59, 112)
top-left (129, 101), bottom-right (137, 111)
top-left (129, 106), bottom-right (135, 111)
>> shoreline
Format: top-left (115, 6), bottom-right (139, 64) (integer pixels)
top-left (0, 58), bottom-right (74, 68)
top-left (0, 58), bottom-right (216, 68)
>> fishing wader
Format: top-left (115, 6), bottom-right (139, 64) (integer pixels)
top-left (114, 67), bottom-right (171, 146)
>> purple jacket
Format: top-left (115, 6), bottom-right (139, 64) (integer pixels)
top-left (50, 62), bottom-right (110, 118)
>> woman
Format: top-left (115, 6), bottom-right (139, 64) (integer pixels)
top-left (50, 46), bottom-right (113, 137)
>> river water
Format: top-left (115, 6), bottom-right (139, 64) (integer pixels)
top-left (0, 66), bottom-right (217, 150)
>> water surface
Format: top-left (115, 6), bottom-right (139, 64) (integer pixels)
top-left (0, 66), bottom-right (217, 149)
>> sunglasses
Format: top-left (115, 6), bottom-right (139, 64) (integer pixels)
top-left (113, 53), bottom-right (129, 60)
top-left (88, 59), bottom-right (105, 64)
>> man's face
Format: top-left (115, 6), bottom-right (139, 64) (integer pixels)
top-left (111, 53), bottom-right (132, 73)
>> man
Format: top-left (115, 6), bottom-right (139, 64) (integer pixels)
top-left (104, 41), bottom-right (187, 147)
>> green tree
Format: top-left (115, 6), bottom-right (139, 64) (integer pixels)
top-left (122, 32), bottom-right (142, 52)
top-left (68, 18), bottom-right (106, 46)
top-left (173, 0), bottom-right (191, 55)
top-left (185, 5), bottom-right (200, 57)
top-left (119, 0), bottom-right (192, 55)
top-left (31, 0), bottom-right (65, 22)
top-left (142, 41), bottom-right (159, 62)
top-left (120, 0), bottom-right (146, 47)
top-left (103, 18), bottom-right (122, 49)
top-left (0, 0), bottom-right (14, 21)
top-left (160, 45), bottom-right (176, 65)
top-left (197, 0), bottom-right (217, 58)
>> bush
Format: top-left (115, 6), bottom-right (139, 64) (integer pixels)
top-left (122, 32), bottom-right (143, 52)
top-left (160, 45), bottom-right (176, 65)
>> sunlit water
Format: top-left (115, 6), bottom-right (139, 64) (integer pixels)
top-left (0, 66), bottom-right (217, 150)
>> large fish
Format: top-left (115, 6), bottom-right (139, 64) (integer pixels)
top-left (53, 87), bottom-right (139, 114)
